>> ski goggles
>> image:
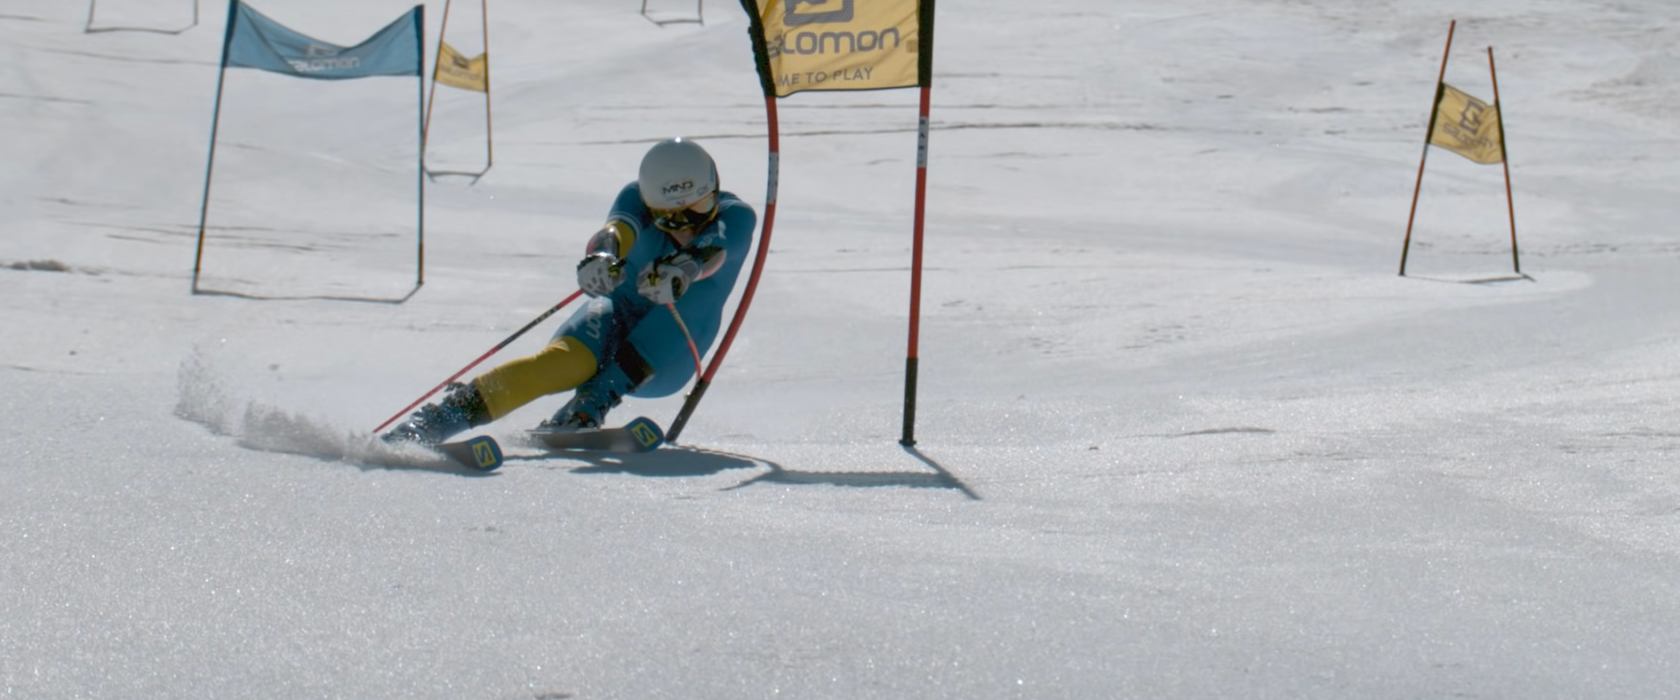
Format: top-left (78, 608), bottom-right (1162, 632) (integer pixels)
top-left (650, 194), bottom-right (718, 234)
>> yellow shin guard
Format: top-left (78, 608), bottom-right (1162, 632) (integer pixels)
top-left (471, 336), bottom-right (598, 420)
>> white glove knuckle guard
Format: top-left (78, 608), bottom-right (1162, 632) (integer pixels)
top-left (577, 254), bottom-right (619, 297)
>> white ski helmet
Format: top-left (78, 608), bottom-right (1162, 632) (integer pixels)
top-left (639, 138), bottom-right (718, 211)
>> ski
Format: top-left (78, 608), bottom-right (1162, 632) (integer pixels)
top-left (528, 416), bottom-right (665, 453)
top-left (435, 434), bottom-right (504, 471)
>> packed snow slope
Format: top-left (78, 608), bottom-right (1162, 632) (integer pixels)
top-left (4, 0), bottom-right (1680, 697)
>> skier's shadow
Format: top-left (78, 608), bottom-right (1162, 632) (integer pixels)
top-left (530, 445), bottom-right (980, 499)
top-left (725, 445), bottom-right (980, 500)
top-left (513, 445), bottom-right (759, 477)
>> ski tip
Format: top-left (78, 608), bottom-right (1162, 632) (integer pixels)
top-left (439, 435), bottom-right (503, 471)
top-left (623, 416), bottom-right (665, 452)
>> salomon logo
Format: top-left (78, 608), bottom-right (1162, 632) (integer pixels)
top-left (471, 441), bottom-right (497, 467)
top-left (630, 421), bottom-right (660, 447)
top-left (767, 0), bottom-right (901, 61)
top-left (785, 0), bottom-right (852, 26)
top-left (287, 43), bottom-right (360, 73)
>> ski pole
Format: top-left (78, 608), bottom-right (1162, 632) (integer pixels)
top-left (666, 302), bottom-right (704, 380)
top-left (372, 289), bottom-right (585, 434)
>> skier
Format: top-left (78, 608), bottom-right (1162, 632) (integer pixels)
top-left (383, 138), bottom-right (757, 445)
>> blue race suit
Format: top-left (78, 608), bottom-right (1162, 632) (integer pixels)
top-left (548, 182), bottom-right (757, 397)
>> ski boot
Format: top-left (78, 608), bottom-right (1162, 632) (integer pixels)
top-left (382, 382), bottom-right (491, 446)
top-left (539, 364), bottom-right (634, 431)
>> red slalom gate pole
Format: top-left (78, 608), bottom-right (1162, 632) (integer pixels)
top-left (1400, 19), bottom-right (1456, 276)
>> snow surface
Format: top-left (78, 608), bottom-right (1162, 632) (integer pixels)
top-left (5, 0), bottom-right (1680, 697)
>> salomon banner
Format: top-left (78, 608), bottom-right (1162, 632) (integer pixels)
top-left (225, 1), bottom-right (422, 80)
top-left (1429, 83), bottom-right (1504, 165)
top-left (752, 0), bottom-right (920, 96)
top-left (435, 41), bottom-right (489, 92)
